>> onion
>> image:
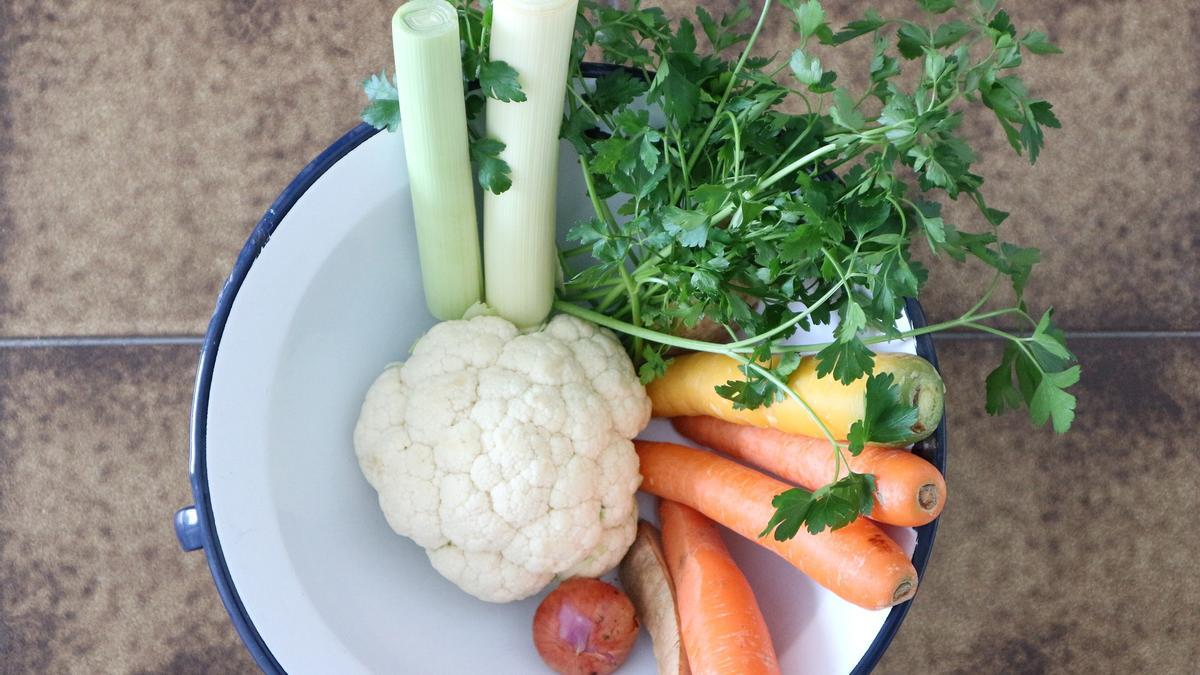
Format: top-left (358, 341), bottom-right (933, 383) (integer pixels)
top-left (532, 578), bottom-right (639, 675)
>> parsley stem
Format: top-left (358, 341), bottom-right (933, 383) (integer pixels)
top-left (963, 322), bottom-right (1052, 379)
top-left (886, 195), bottom-right (909, 240)
top-left (595, 244), bottom-right (672, 311)
top-left (568, 86), bottom-right (613, 133)
top-left (740, 358), bottom-right (842, 451)
top-left (620, 267), bottom-right (644, 359)
top-left (552, 304), bottom-right (842, 454)
top-left (564, 286), bottom-right (622, 302)
top-left (555, 299), bottom-right (731, 354)
top-left (663, 133), bottom-right (674, 197)
top-left (965, 270), bottom-right (1004, 318)
top-left (821, 247), bottom-right (853, 288)
top-left (673, 128), bottom-right (692, 200)
top-left (722, 280), bottom-right (848, 350)
top-left (725, 110), bottom-right (743, 179)
top-left (701, 141), bottom-right (841, 229)
top-left (756, 142), bottom-right (840, 194)
top-left (459, 3), bottom-right (476, 51)
top-left (578, 154), bottom-right (618, 232)
top-left (560, 243), bottom-right (592, 259)
top-left (683, 0), bottom-right (774, 176)
top-left (761, 116), bottom-right (820, 180)
top-left (740, 307), bottom-right (1027, 354)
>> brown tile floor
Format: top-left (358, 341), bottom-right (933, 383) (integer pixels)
top-left (877, 339), bottom-right (1200, 674)
top-left (0, 346), bottom-right (254, 674)
top-left (1, 0), bottom-right (1197, 674)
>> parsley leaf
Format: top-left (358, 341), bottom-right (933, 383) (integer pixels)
top-left (715, 371), bottom-right (778, 410)
top-left (651, 57), bottom-right (701, 127)
top-left (591, 70), bottom-right (648, 115)
top-left (638, 346), bottom-right (672, 384)
top-left (983, 310), bottom-right (1079, 432)
top-left (1030, 365), bottom-right (1080, 433)
top-left (760, 488), bottom-right (813, 540)
top-left (833, 10), bottom-right (886, 44)
top-left (478, 59), bottom-right (527, 102)
top-left (789, 49), bottom-right (824, 86)
top-left (761, 472), bottom-right (877, 538)
top-left (830, 88), bottom-right (865, 130)
top-left (364, 69), bottom-right (398, 102)
top-left (847, 372), bottom-right (921, 454)
top-left (917, 0), bottom-right (956, 13)
top-left (660, 206), bottom-right (710, 248)
top-left (815, 337), bottom-right (875, 385)
top-left (469, 136), bottom-right (512, 194)
top-left (1021, 30), bottom-right (1062, 55)
top-left (897, 22), bottom-right (932, 59)
top-left (361, 70), bottom-right (401, 132)
top-left (786, 0), bottom-right (827, 39)
top-left (716, 349), bottom-right (803, 411)
top-left (933, 20), bottom-right (972, 47)
top-left (985, 346), bottom-right (1025, 415)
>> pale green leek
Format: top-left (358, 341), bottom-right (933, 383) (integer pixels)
top-left (483, 0), bottom-right (579, 328)
top-left (392, 0), bottom-right (482, 320)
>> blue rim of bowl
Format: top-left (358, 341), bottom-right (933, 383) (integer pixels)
top-left (187, 63), bottom-right (947, 675)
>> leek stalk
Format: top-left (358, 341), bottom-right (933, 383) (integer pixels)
top-left (392, 0), bottom-right (482, 320)
top-left (483, 0), bottom-right (579, 328)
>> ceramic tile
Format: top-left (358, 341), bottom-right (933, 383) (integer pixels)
top-left (0, 0), bottom-right (396, 337)
top-left (0, 345), bottom-right (254, 673)
top-left (876, 338), bottom-right (1200, 674)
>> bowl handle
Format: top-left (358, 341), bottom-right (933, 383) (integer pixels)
top-left (174, 506), bottom-right (204, 552)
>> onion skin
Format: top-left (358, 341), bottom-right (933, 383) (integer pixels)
top-left (532, 578), bottom-right (640, 675)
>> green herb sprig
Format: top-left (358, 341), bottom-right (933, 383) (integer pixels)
top-left (362, 1), bottom-right (523, 195)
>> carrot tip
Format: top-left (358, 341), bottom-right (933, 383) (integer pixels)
top-left (917, 484), bottom-right (939, 511)
top-left (892, 580), bottom-right (916, 604)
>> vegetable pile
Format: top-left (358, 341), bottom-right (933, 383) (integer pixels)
top-left (351, 0), bottom-right (1077, 670)
top-left (363, 0), bottom-right (1076, 535)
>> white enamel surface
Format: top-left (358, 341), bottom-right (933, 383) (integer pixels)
top-left (205, 129), bottom-right (924, 674)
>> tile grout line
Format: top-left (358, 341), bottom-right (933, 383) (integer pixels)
top-left (931, 330), bottom-right (1200, 340)
top-left (0, 331), bottom-right (1198, 349)
top-left (0, 336), bottom-right (206, 348)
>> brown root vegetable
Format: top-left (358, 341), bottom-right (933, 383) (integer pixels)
top-left (619, 521), bottom-right (691, 675)
top-left (667, 290), bottom-right (755, 343)
top-left (532, 578), bottom-right (640, 675)
top-left (670, 314), bottom-right (734, 344)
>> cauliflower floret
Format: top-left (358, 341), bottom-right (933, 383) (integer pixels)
top-left (353, 314), bottom-right (651, 602)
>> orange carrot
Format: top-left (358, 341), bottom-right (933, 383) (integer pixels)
top-left (660, 500), bottom-right (780, 675)
top-left (637, 441), bottom-right (917, 610)
top-left (672, 416), bottom-right (947, 527)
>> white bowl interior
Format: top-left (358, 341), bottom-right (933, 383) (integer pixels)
top-left (205, 129), bottom-right (922, 674)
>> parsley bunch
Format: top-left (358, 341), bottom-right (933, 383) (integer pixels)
top-left (360, 0), bottom-right (1079, 536)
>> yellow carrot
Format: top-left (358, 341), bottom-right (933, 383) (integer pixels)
top-left (646, 352), bottom-right (943, 445)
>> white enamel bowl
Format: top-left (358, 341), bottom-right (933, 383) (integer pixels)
top-left (175, 111), bottom-right (946, 674)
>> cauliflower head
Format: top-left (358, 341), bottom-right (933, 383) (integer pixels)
top-left (353, 314), bottom-right (651, 602)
